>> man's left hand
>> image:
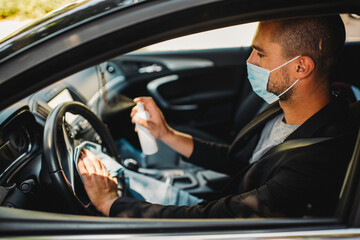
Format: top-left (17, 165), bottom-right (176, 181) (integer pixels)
top-left (77, 149), bottom-right (119, 216)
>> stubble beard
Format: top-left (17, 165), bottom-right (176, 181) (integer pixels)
top-left (267, 68), bottom-right (294, 101)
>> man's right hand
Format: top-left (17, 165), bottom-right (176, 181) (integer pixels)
top-left (130, 96), bottom-right (194, 158)
top-left (131, 97), bottom-right (172, 141)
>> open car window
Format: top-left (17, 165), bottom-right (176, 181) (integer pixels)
top-left (139, 14), bottom-right (360, 53)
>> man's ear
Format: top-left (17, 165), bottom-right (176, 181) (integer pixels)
top-left (294, 56), bottom-right (314, 79)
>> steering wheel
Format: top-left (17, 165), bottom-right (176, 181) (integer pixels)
top-left (43, 101), bottom-right (121, 215)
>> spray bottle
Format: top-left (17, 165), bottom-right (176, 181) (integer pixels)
top-left (135, 102), bottom-right (158, 155)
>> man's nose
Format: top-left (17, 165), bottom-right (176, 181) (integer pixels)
top-left (247, 49), bottom-right (258, 65)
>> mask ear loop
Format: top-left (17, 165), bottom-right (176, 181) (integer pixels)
top-left (270, 55), bottom-right (302, 98)
top-left (270, 55), bottom-right (301, 72)
top-left (278, 79), bottom-right (300, 98)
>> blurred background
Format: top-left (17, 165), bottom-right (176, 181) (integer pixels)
top-left (0, 0), bottom-right (73, 39)
top-left (0, 0), bottom-right (258, 51)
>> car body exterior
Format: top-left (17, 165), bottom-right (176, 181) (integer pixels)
top-left (1, 0), bottom-right (360, 239)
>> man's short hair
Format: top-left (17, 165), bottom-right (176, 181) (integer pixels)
top-left (265, 15), bottom-right (345, 80)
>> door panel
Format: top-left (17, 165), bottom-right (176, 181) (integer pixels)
top-left (110, 47), bottom-right (253, 140)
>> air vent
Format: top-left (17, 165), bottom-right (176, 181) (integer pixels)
top-left (35, 101), bottom-right (52, 120)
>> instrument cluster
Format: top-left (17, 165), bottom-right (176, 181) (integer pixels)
top-left (0, 106), bottom-right (38, 175)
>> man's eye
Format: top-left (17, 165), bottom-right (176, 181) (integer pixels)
top-left (257, 52), bottom-right (264, 58)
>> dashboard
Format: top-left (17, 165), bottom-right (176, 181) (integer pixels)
top-left (0, 60), bottom-right (131, 183)
top-left (0, 59), bottom-right (134, 211)
top-left (0, 66), bottom-right (108, 211)
top-left (0, 105), bottom-right (38, 175)
top-left (0, 55), bottom-right (228, 213)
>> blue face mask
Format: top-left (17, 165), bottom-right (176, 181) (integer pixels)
top-left (246, 55), bottom-right (301, 104)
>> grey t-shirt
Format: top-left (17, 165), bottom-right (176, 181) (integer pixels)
top-left (249, 113), bottom-right (300, 164)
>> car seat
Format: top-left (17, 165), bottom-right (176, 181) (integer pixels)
top-left (174, 91), bottom-right (267, 144)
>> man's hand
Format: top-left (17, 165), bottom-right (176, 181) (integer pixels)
top-left (131, 96), bottom-right (194, 158)
top-left (131, 96), bottom-right (172, 141)
top-left (77, 149), bottom-right (119, 216)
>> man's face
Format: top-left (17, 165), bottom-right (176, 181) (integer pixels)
top-left (247, 22), bottom-right (294, 99)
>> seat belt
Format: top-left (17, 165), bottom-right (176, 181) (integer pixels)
top-left (263, 137), bottom-right (338, 179)
top-left (219, 136), bottom-right (336, 198)
top-left (265, 137), bottom-right (333, 156)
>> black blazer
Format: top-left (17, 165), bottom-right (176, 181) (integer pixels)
top-left (110, 97), bottom-right (357, 218)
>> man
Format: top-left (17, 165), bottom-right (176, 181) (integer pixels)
top-left (78, 15), bottom-right (357, 218)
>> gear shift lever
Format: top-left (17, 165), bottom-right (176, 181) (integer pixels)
top-left (123, 158), bottom-right (139, 172)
